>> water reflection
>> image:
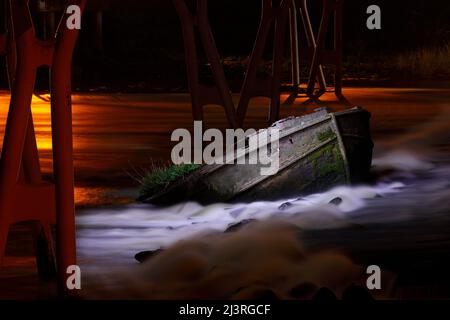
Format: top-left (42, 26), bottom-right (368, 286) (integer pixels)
top-left (0, 88), bottom-right (448, 298)
top-left (0, 88), bottom-right (448, 206)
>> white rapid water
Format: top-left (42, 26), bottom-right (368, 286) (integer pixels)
top-left (76, 104), bottom-right (450, 299)
top-left (76, 147), bottom-right (450, 299)
top-left (76, 143), bottom-right (450, 266)
top-left (76, 180), bottom-right (405, 263)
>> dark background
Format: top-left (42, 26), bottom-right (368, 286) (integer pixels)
top-left (6, 0), bottom-right (450, 91)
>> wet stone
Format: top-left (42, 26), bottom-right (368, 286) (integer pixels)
top-left (225, 219), bottom-right (256, 233)
top-left (329, 197), bottom-right (343, 205)
top-left (134, 249), bottom-right (163, 263)
top-left (279, 202), bottom-right (293, 210)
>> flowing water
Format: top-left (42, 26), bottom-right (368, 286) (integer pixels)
top-left (1, 88), bottom-right (449, 298)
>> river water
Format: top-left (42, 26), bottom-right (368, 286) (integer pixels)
top-left (1, 88), bottom-right (449, 299)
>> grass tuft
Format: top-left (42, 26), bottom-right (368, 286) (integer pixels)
top-left (139, 163), bottom-right (201, 198)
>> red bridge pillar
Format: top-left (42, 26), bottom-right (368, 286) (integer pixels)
top-left (174, 0), bottom-right (239, 129)
top-left (236, 0), bottom-right (291, 127)
top-left (0, 0), bottom-right (86, 297)
top-left (304, 0), bottom-right (344, 98)
top-left (285, 0), bottom-right (344, 103)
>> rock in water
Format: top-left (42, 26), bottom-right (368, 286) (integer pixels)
top-left (329, 197), bottom-right (343, 205)
top-left (135, 249), bottom-right (163, 263)
top-left (225, 219), bottom-right (256, 233)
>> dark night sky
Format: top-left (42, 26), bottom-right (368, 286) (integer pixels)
top-left (5, 0), bottom-right (449, 90)
top-left (74, 0), bottom-right (448, 90)
top-left (93, 0), bottom-right (450, 55)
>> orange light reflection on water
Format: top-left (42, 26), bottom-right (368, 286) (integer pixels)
top-left (0, 88), bottom-right (448, 206)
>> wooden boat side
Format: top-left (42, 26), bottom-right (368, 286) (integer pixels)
top-left (335, 107), bottom-right (373, 183)
top-left (145, 107), bottom-right (372, 205)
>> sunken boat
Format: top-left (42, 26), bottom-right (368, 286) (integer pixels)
top-left (140, 107), bottom-right (373, 205)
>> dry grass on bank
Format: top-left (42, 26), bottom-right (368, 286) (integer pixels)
top-left (393, 44), bottom-right (450, 79)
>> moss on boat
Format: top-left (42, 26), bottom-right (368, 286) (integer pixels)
top-left (138, 108), bottom-right (373, 205)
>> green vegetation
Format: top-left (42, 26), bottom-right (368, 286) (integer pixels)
top-left (310, 143), bottom-right (345, 178)
top-left (317, 128), bottom-right (336, 142)
top-left (139, 164), bottom-right (201, 198)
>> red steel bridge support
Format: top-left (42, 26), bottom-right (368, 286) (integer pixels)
top-left (303, 0), bottom-right (344, 98)
top-left (237, 0), bottom-right (291, 127)
top-left (176, 0), bottom-right (345, 127)
top-left (0, 0), bottom-right (85, 297)
top-left (174, 0), bottom-right (239, 128)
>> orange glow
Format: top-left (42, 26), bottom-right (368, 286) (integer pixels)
top-left (31, 94), bottom-right (53, 151)
top-left (0, 88), bottom-right (449, 206)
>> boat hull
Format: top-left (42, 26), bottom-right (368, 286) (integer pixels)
top-left (144, 107), bottom-right (373, 205)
